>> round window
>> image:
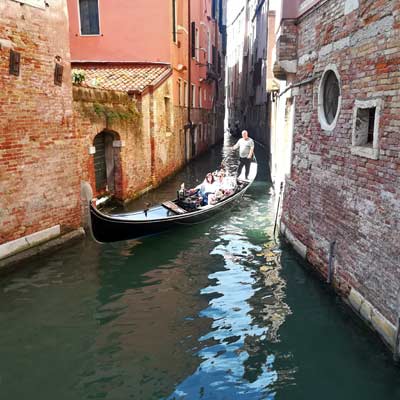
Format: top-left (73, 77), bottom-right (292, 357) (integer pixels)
top-left (318, 66), bottom-right (341, 131)
top-left (323, 71), bottom-right (340, 124)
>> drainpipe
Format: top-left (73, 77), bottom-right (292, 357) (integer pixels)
top-left (149, 86), bottom-right (156, 184)
top-left (187, 0), bottom-right (192, 129)
top-left (184, 0), bottom-right (193, 160)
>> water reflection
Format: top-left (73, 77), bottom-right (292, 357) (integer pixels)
top-left (1, 136), bottom-right (400, 400)
top-left (164, 176), bottom-right (290, 399)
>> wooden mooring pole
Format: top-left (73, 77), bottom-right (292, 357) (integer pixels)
top-left (394, 292), bottom-right (400, 362)
top-left (273, 182), bottom-right (284, 237)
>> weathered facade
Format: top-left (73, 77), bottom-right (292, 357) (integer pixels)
top-left (273, 0), bottom-right (400, 354)
top-left (227, 0), bottom-right (277, 147)
top-left (72, 63), bottom-right (182, 200)
top-left (0, 0), bottom-right (82, 262)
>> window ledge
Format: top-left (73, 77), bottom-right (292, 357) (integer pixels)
top-left (351, 146), bottom-right (379, 160)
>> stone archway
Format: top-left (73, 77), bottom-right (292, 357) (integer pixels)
top-left (93, 130), bottom-right (121, 195)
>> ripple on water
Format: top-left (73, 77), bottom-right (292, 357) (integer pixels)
top-left (166, 197), bottom-right (284, 399)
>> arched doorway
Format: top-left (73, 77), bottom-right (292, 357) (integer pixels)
top-left (93, 131), bottom-right (119, 194)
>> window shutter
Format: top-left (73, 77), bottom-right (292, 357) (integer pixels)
top-left (9, 50), bottom-right (21, 76)
top-left (172, 0), bottom-right (177, 42)
top-left (54, 63), bottom-right (64, 86)
top-left (79, 0), bottom-right (100, 35)
top-left (212, 45), bottom-right (217, 67)
top-left (191, 22), bottom-right (196, 58)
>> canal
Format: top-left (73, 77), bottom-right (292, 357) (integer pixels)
top-left (1, 135), bottom-right (400, 399)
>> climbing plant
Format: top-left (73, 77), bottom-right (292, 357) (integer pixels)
top-left (72, 71), bottom-right (85, 84)
top-left (92, 102), bottom-right (141, 124)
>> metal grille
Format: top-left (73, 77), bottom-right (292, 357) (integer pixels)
top-left (93, 134), bottom-right (107, 191)
top-left (54, 63), bottom-right (63, 86)
top-left (323, 71), bottom-right (339, 125)
top-left (368, 107), bottom-right (376, 143)
top-left (9, 50), bottom-right (21, 76)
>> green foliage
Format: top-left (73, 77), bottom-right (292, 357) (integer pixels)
top-left (92, 102), bottom-right (141, 125)
top-left (72, 71), bottom-right (85, 84)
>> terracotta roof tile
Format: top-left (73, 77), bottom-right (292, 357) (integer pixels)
top-left (72, 63), bottom-right (171, 93)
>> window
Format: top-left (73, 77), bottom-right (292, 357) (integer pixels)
top-left (184, 81), bottom-right (188, 107)
top-left (172, 0), bottom-right (177, 43)
top-left (351, 99), bottom-right (383, 159)
top-left (323, 72), bottom-right (339, 124)
top-left (191, 22), bottom-right (196, 59)
top-left (9, 50), bottom-right (20, 76)
top-left (212, 0), bottom-right (216, 19)
top-left (318, 65), bottom-right (341, 131)
top-left (212, 45), bottom-right (217, 67)
top-left (253, 58), bottom-right (262, 87)
top-left (165, 97), bottom-right (171, 131)
top-left (79, 0), bottom-right (100, 35)
top-left (195, 27), bottom-right (200, 61)
top-left (54, 63), bottom-right (63, 86)
top-left (199, 87), bottom-right (202, 108)
top-left (192, 84), bottom-right (196, 108)
top-left (207, 31), bottom-right (212, 64)
top-left (178, 79), bottom-right (182, 106)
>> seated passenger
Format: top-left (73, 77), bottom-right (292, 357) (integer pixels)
top-left (209, 170), bottom-right (237, 204)
top-left (194, 172), bottom-right (217, 205)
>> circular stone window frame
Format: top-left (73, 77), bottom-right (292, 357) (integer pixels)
top-left (318, 64), bottom-right (342, 132)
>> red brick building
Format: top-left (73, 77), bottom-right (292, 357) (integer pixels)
top-left (0, 0), bottom-right (81, 260)
top-left (274, 0), bottom-right (400, 354)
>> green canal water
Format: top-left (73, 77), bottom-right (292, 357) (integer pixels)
top-left (1, 137), bottom-right (400, 399)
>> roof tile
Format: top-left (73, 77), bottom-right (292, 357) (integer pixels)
top-left (72, 63), bottom-right (171, 93)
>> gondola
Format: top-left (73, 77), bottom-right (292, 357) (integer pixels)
top-left (89, 159), bottom-right (257, 243)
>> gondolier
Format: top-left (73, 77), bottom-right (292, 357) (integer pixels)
top-left (232, 130), bottom-right (254, 180)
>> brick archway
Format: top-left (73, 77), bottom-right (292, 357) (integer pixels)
top-left (92, 130), bottom-right (122, 198)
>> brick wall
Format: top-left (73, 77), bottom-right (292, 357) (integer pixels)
top-left (0, 0), bottom-right (80, 244)
top-left (276, 20), bottom-right (298, 63)
top-left (73, 86), bottom-right (152, 200)
top-left (73, 79), bottom-right (191, 202)
top-left (281, 0), bottom-right (400, 324)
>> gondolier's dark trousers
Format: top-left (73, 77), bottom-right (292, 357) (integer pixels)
top-left (237, 157), bottom-right (251, 179)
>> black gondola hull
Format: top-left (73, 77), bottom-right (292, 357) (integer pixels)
top-left (89, 161), bottom-right (257, 243)
top-left (90, 191), bottom-right (244, 242)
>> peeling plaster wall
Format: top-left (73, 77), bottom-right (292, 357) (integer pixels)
top-left (73, 86), bottom-right (151, 200)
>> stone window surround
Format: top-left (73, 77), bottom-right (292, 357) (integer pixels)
top-left (318, 64), bottom-right (342, 132)
top-left (350, 98), bottom-right (383, 160)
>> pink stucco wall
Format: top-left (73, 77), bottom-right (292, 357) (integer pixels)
top-left (171, 0), bottom-right (217, 109)
top-left (67, 0), bottom-right (170, 62)
top-left (280, 0), bottom-right (321, 19)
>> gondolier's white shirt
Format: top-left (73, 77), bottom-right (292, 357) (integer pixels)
top-left (234, 138), bottom-right (254, 158)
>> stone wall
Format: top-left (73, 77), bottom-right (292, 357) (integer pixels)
top-left (280, 0), bottom-right (400, 335)
top-left (73, 86), bottom-right (151, 200)
top-left (275, 19), bottom-right (298, 77)
top-left (73, 78), bottom-right (193, 202)
top-left (0, 0), bottom-right (81, 245)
